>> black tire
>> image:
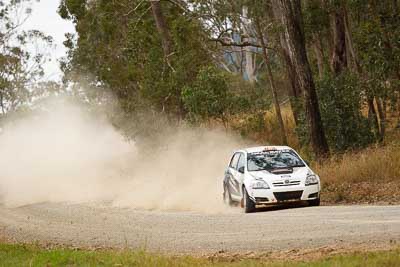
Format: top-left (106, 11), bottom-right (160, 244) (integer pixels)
top-left (243, 187), bottom-right (256, 213)
top-left (223, 186), bottom-right (234, 206)
top-left (308, 197), bottom-right (320, 206)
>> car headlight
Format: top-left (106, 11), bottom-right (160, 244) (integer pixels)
top-left (305, 174), bottom-right (319, 186)
top-left (251, 180), bottom-right (270, 189)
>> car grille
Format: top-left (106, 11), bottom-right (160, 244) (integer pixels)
top-left (273, 191), bottom-right (303, 201)
top-left (273, 180), bottom-right (301, 187)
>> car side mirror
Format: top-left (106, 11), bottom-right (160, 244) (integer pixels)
top-left (238, 166), bottom-right (245, 173)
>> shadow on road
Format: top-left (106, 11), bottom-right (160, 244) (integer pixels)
top-left (254, 201), bottom-right (311, 213)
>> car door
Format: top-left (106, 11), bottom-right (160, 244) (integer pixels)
top-left (235, 153), bottom-right (246, 197)
top-left (228, 152), bottom-right (246, 199)
top-left (225, 153), bottom-right (241, 198)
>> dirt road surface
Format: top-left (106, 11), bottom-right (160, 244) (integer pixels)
top-left (0, 203), bottom-right (399, 255)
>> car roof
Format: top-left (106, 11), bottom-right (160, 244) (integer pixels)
top-left (236, 145), bottom-right (294, 154)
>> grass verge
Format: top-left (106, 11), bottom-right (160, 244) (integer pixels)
top-left (1, 244), bottom-right (400, 267)
top-left (315, 142), bottom-right (400, 204)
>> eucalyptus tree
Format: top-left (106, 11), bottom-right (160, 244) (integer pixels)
top-left (0, 0), bottom-right (53, 116)
top-left (191, 0), bottom-right (288, 144)
top-left (272, 0), bottom-right (329, 157)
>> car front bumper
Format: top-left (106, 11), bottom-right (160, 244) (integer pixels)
top-left (248, 184), bottom-right (320, 205)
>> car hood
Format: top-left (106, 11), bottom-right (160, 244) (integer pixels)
top-left (249, 167), bottom-right (310, 182)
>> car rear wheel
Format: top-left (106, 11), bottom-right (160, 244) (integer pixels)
top-left (243, 188), bottom-right (256, 213)
top-left (308, 197), bottom-right (320, 206)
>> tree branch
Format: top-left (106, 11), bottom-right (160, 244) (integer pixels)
top-left (165, 0), bottom-right (190, 13)
top-left (124, 0), bottom-right (146, 17)
top-left (209, 38), bottom-right (269, 49)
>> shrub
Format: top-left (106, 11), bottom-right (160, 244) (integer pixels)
top-left (182, 66), bottom-right (230, 122)
top-left (317, 73), bottom-right (375, 151)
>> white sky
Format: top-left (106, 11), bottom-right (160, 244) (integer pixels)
top-left (21, 0), bottom-right (75, 81)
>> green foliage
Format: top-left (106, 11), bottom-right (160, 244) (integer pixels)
top-left (57, 0), bottom-right (400, 151)
top-left (302, 0), bottom-right (330, 38)
top-left (181, 67), bottom-right (272, 124)
top-left (317, 73), bottom-right (375, 151)
top-left (354, 18), bottom-right (400, 82)
top-left (227, 75), bottom-right (272, 115)
top-left (182, 66), bottom-right (229, 122)
top-left (351, 0), bottom-right (400, 103)
top-left (60, 0), bottom-right (213, 120)
top-left (135, 11), bottom-right (212, 116)
top-left (58, 0), bottom-right (86, 21)
top-left (233, 111), bottom-right (267, 141)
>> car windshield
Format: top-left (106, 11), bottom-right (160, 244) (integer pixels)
top-left (247, 150), bottom-right (305, 172)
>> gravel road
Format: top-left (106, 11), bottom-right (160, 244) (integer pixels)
top-left (0, 203), bottom-right (399, 254)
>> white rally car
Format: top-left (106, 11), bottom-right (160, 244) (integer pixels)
top-left (223, 146), bottom-right (321, 213)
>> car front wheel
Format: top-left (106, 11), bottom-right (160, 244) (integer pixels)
top-left (243, 188), bottom-right (256, 213)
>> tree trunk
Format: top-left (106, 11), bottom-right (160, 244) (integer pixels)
top-left (397, 93), bottom-right (400, 128)
top-left (330, 1), bottom-right (347, 74)
top-left (344, 6), bottom-right (380, 138)
top-left (242, 6), bottom-right (257, 83)
top-left (280, 40), bottom-right (302, 126)
top-left (270, 0), bottom-right (302, 126)
top-left (367, 96), bottom-right (380, 137)
top-left (0, 92), bottom-right (5, 115)
top-left (343, 5), bottom-right (361, 73)
top-left (312, 34), bottom-right (325, 79)
top-left (150, 0), bottom-right (173, 60)
top-left (255, 18), bottom-right (288, 145)
top-left (376, 97), bottom-right (386, 141)
top-left (272, 0), bottom-right (329, 157)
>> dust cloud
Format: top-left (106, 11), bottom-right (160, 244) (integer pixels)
top-left (0, 98), bottom-right (245, 213)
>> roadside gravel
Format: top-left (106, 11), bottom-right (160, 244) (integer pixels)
top-left (0, 203), bottom-right (399, 255)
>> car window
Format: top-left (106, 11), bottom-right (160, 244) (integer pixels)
top-left (247, 150), bottom-right (305, 172)
top-left (237, 153), bottom-right (246, 171)
top-left (229, 153), bottom-right (240, 169)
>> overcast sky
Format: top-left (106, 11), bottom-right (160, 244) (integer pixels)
top-left (21, 0), bottom-right (75, 81)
